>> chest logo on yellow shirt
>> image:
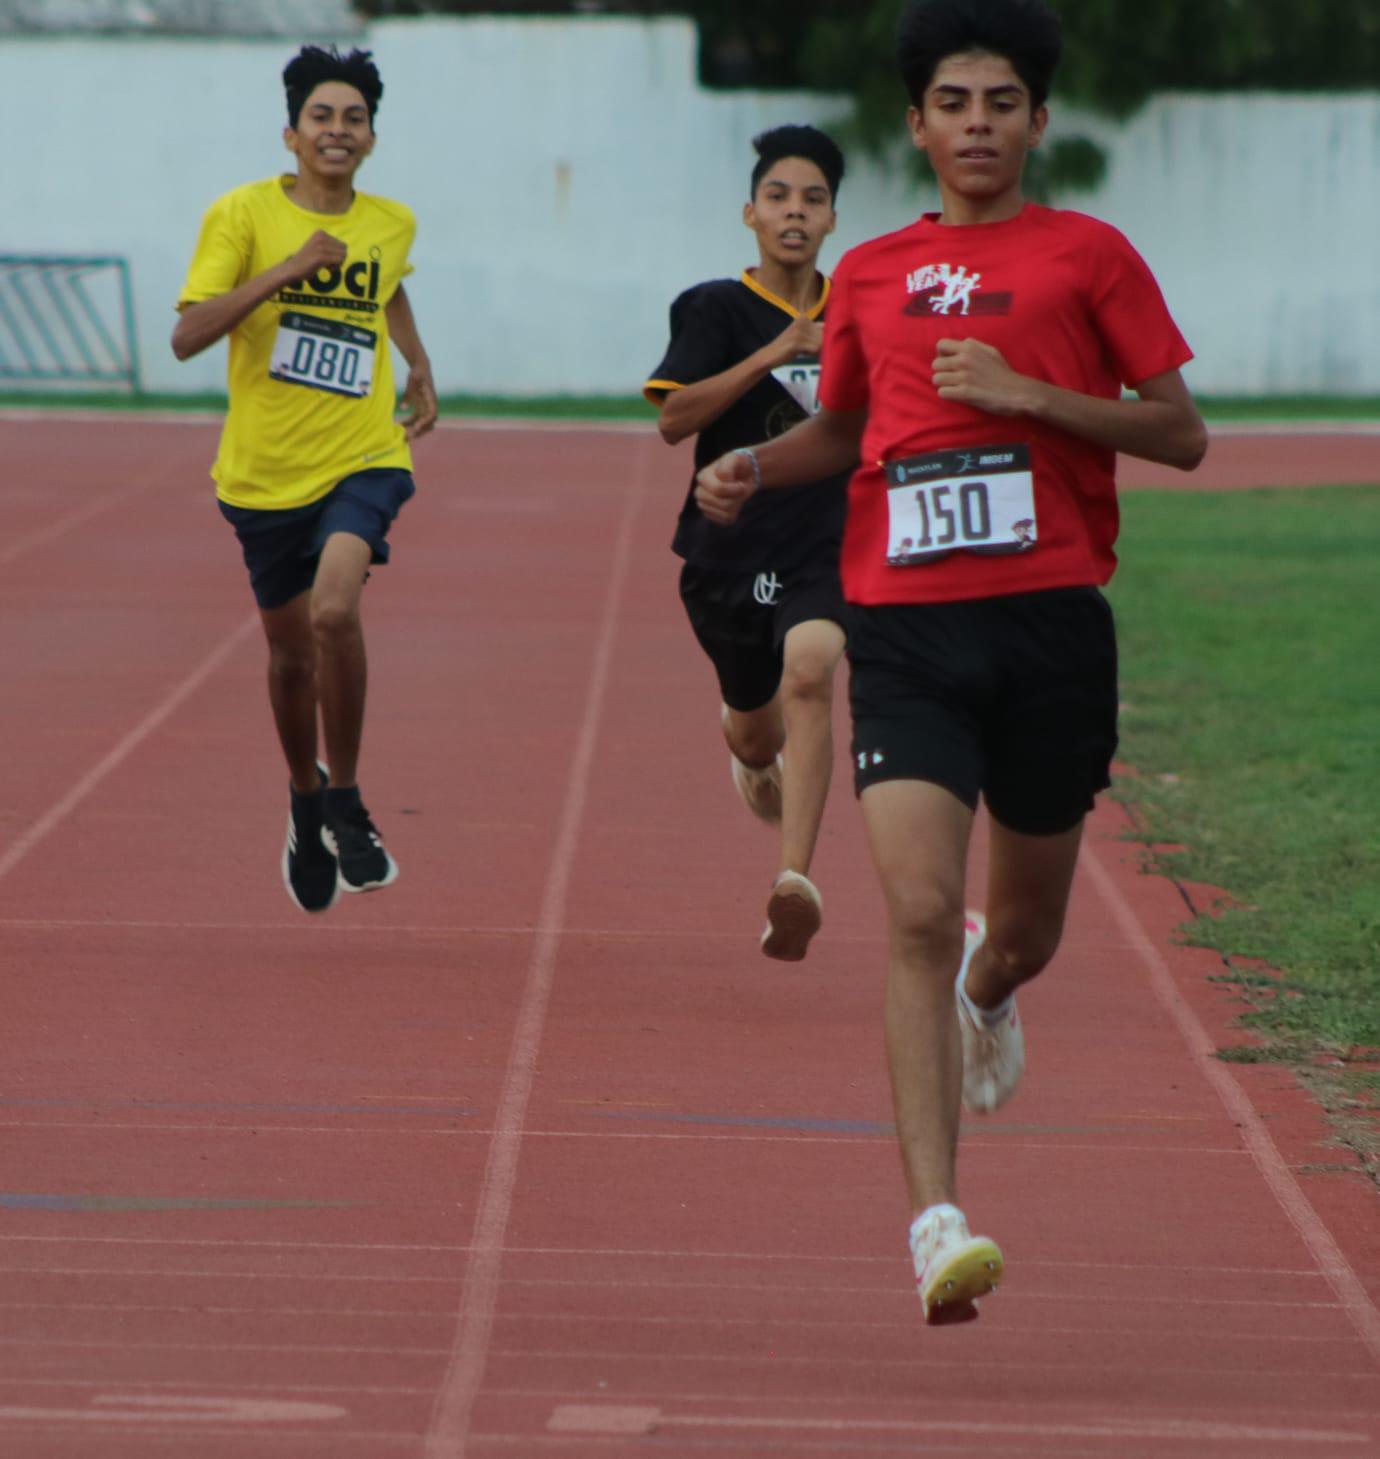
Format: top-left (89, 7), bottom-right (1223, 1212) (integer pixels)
top-left (903, 263), bottom-right (1011, 318)
top-left (279, 247), bottom-right (384, 315)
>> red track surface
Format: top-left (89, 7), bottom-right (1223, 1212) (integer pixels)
top-left (1, 416), bottom-right (1376, 1456)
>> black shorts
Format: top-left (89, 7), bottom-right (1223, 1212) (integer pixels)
top-left (848, 586), bottom-right (1118, 836)
top-left (218, 468), bottom-right (416, 610)
top-left (679, 560), bottom-right (849, 713)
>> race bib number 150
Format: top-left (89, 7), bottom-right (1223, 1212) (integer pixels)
top-left (884, 444), bottom-right (1037, 566)
top-left (269, 311), bottom-right (377, 398)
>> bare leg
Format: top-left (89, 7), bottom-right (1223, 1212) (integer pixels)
top-left (860, 779), bottom-right (975, 1215)
top-left (965, 819), bottom-right (1085, 1010)
top-left (259, 591), bottom-right (320, 794)
top-left (721, 697), bottom-right (784, 769)
top-left (310, 532), bottom-right (373, 790)
top-left (777, 617), bottom-right (847, 876)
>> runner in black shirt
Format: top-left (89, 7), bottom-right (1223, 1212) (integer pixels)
top-left (645, 126), bottom-right (850, 962)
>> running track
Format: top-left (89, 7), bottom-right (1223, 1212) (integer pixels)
top-left (0, 415), bottom-right (1377, 1457)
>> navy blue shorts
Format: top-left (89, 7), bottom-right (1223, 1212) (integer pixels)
top-left (848, 586), bottom-right (1119, 836)
top-left (218, 468), bottom-right (415, 610)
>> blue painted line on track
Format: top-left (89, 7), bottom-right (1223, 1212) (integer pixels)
top-left (0, 1192), bottom-right (360, 1212)
top-left (0, 1096), bottom-right (474, 1119)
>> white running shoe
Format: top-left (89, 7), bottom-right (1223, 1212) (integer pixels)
top-left (761, 870), bottom-right (822, 961)
top-left (728, 753), bottom-right (783, 825)
top-left (910, 1204), bottom-right (1003, 1325)
top-left (955, 911), bottom-right (1026, 1114)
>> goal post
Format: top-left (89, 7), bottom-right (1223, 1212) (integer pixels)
top-left (0, 256), bottom-right (141, 392)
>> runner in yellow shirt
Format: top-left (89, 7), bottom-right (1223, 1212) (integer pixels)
top-left (173, 45), bottom-right (437, 913)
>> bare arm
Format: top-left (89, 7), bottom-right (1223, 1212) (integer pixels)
top-left (933, 339), bottom-right (1208, 470)
top-left (693, 405), bottom-right (867, 525)
top-left (171, 229), bottom-right (348, 362)
top-left (385, 283), bottom-right (437, 439)
top-left (656, 314), bottom-right (822, 445)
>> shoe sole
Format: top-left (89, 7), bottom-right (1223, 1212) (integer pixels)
top-left (920, 1237), bottom-right (1004, 1325)
top-left (281, 820), bottom-right (339, 915)
top-left (761, 880), bottom-right (822, 961)
top-left (321, 828), bottom-right (400, 893)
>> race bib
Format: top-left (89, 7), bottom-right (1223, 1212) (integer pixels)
top-left (770, 358), bottom-right (822, 416)
top-left (884, 445), bottom-right (1036, 566)
top-left (269, 310), bottom-right (377, 398)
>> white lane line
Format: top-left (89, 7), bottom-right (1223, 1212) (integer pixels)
top-left (0, 1302), bottom-right (1361, 1344)
top-left (1080, 840), bottom-right (1380, 1370)
top-left (5, 408), bottom-right (1377, 437)
top-left (0, 482), bottom-right (158, 568)
top-left (0, 409), bottom-right (222, 426)
top-left (5, 1336), bottom-right (1374, 1383)
top-left (500, 1349), bottom-right (1380, 1386)
top-left (0, 614), bottom-right (259, 885)
top-left (1207, 421), bottom-right (1380, 437)
top-left (423, 435), bottom-right (649, 1459)
top-left (548, 1403), bottom-right (1373, 1446)
top-left (0, 1235), bottom-right (1334, 1275)
top-left (0, 1394), bottom-right (346, 1425)
top-left (0, 1120), bottom-right (1251, 1152)
top-left (0, 1268), bottom-right (1344, 1311)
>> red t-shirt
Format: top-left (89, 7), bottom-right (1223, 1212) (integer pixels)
top-left (818, 204), bottom-right (1193, 605)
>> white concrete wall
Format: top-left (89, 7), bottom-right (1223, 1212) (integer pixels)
top-left (4, 16), bottom-right (1377, 396)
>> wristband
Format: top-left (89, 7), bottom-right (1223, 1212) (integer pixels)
top-left (732, 447), bottom-right (763, 491)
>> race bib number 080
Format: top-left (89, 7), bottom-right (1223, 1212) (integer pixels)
top-left (269, 311), bottom-right (377, 398)
top-left (884, 444), bottom-right (1036, 566)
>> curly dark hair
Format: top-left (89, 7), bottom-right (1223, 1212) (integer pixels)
top-left (283, 46), bottom-right (384, 129)
top-left (750, 125), bottom-right (846, 203)
top-left (897, 0), bottom-right (1063, 111)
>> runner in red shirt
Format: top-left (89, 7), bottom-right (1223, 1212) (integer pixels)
top-left (695, 0), bottom-right (1207, 1324)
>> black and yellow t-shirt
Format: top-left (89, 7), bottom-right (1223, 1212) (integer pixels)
top-left (178, 176), bottom-right (416, 510)
top-left (644, 270), bottom-right (848, 573)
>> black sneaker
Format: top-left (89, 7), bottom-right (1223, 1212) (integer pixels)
top-left (282, 773), bottom-right (339, 914)
top-left (323, 785), bottom-right (399, 892)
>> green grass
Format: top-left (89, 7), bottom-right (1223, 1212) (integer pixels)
top-left (1108, 485), bottom-right (1380, 1066)
top-left (1195, 395), bottom-right (1380, 421)
top-left (2, 389), bottom-right (1378, 422)
top-left (0, 389), bottom-right (656, 419)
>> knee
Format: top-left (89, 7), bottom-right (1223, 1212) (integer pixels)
top-left (727, 723), bottom-right (780, 768)
top-left (723, 707), bottom-right (782, 768)
top-left (888, 888), bottom-right (967, 971)
top-left (986, 913), bottom-right (1065, 984)
top-left (267, 641), bottom-right (314, 688)
top-left (310, 598), bottom-right (359, 648)
top-left (780, 656), bottom-right (835, 710)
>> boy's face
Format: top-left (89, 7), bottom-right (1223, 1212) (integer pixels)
top-left (284, 81), bottom-right (375, 182)
top-left (907, 51), bottom-right (1047, 202)
top-left (744, 157), bottom-right (837, 269)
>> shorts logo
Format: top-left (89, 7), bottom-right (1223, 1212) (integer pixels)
top-left (856, 749), bottom-right (885, 770)
top-left (752, 572), bottom-right (782, 606)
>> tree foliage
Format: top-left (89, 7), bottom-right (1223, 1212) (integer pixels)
top-left (359, 0), bottom-right (1380, 103)
top-left (357, 1), bottom-right (1380, 192)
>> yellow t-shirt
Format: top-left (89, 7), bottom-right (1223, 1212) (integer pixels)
top-left (178, 176), bottom-right (416, 509)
